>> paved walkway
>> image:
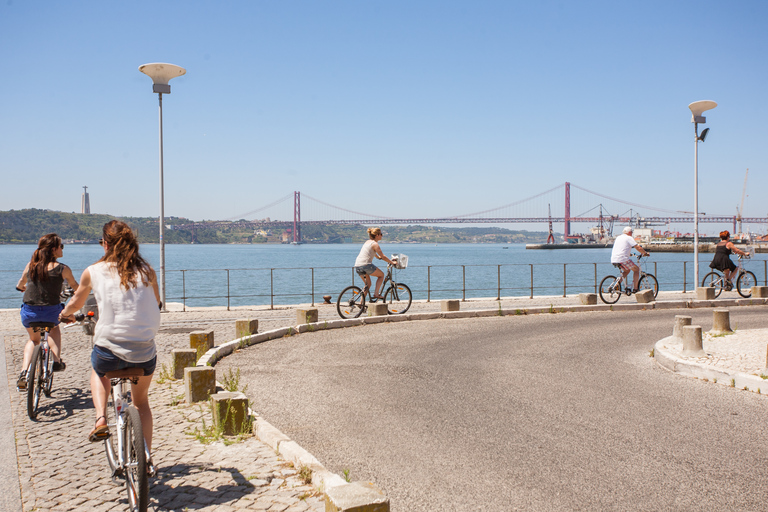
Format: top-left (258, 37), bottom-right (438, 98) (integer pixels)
top-left (2, 289), bottom-right (767, 511)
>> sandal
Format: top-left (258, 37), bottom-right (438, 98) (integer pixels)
top-left (89, 416), bottom-right (110, 442)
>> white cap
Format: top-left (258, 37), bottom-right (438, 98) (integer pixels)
top-left (622, 226), bottom-right (633, 234)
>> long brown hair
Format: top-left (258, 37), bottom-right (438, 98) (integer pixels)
top-left (99, 220), bottom-right (155, 289)
top-left (28, 233), bottom-right (62, 282)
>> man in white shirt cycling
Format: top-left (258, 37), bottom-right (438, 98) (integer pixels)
top-left (610, 226), bottom-right (649, 293)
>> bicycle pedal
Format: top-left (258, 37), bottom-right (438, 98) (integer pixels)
top-left (111, 468), bottom-right (125, 482)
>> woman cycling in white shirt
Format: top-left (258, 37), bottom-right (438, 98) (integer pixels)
top-left (354, 227), bottom-right (396, 301)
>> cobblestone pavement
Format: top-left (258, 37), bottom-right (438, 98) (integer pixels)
top-left (1, 309), bottom-right (324, 512)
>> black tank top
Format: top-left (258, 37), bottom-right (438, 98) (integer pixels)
top-left (23, 264), bottom-right (66, 306)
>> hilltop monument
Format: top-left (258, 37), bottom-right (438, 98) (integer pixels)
top-left (81, 186), bottom-right (90, 214)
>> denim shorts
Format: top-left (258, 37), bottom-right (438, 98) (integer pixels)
top-left (20, 303), bottom-right (64, 328)
top-left (91, 345), bottom-right (157, 378)
top-left (355, 263), bottom-right (378, 276)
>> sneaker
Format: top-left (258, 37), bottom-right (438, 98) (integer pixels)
top-left (16, 371), bottom-right (27, 391)
top-left (52, 361), bottom-right (66, 372)
top-left (724, 282), bottom-right (733, 291)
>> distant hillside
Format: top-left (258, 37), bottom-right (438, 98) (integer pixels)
top-left (0, 209), bottom-right (554, 244)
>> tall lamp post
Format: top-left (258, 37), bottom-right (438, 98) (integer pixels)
top-left (139, 63), bottom-right (186, 311)
top-left (688, 100), bottom-right (717, 289)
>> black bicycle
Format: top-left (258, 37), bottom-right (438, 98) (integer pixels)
top-left (599, 254), bottom-right (659, 304)
top-left (337, 255), bottom-right (412, 318)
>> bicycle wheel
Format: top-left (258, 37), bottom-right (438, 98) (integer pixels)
top-left (383, 283), bottom-right (412, 314)
top-left (337, 286), bottom-right (366, 319)
top-left (638, 274), bottom-right (659, 298)
top-left (124, 406), bottom-right (148, 512)
top-left (27, 343), bottom-right (43, 420)
top-left (737, 271), bottom-right (757, 298)
top-left (43, 346), bottom-right (54, 397)
top-left (701, 272), bottom-right (723, 298)
top-left (598, 275), bottom-right (622, 304)
top-left (104, 395), bottom-right (120, 478)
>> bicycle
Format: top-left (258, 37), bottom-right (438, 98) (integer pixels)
top-left (701, 253), bottom-right (757, 298)
top-left (18, 285), bottom-right (74, 420)
top-left (599, 254), bottom-right (659, 304)
top-left (337, 254), bottom-right (412, 318)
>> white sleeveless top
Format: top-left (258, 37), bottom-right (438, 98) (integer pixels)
top-left (89, 261), bottom-right (160, 363)
top-left (354, 240), bottom-right (377, 267)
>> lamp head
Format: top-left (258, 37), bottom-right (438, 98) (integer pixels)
top-left (139, 63), bottom-right (186, 94)
top-left (688, 100), bottom-right (717, 124)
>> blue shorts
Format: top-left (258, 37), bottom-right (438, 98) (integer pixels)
top-left (91, 345), bottom-right (157, 378)
top-left (355, 263), bottom-right (379, 276)
top-left (20, 303), bottom-right (64, 328)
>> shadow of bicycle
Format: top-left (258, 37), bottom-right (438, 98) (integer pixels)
top-left (32, 386), bottom-right (91, 423)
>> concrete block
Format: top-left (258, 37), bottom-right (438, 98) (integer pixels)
top-left (368, 303), bottom-right (388, 317)
top-left (579, 293), bottom-right (597, 305)
top-left (635, 289), bottom-right (655, 303)
top-left (324, 481), bottom-right (390, 512)
top-left (190, 330), bottom-right (214, 360)
top-left (171, 348), bottom-right (198, 379)
top-left (696, 287), bottom-right (715, 300)
top-left (673, 315), bottom-right (692, 338)
top-left (297, 308), bottom-right (318, 324)
top-left (682, 325), bottom-right (706, 357)
top-left (752, 286), bottom-right (768, 298)
top-left (235, 318), bottom-right (259, 337)
top-left (710, 309), bottom-right (732, 335)
top-left (184, 366), bottom-right (216, 404)
top-left (441, 299), bottom-right (460, 312)
top-left (211, 391), bottom-right (249, 436)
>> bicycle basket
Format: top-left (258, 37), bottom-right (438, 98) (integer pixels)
top-left (391, 254), bottom-right (408, 269)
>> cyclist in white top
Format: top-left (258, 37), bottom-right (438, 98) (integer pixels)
top-left (353, 227), bottom-right (396, 301)
top-left (610, 226), bottom-right (649, 293)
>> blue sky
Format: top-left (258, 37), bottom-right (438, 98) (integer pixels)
top-left (1, 1), bottom-right (766, 234)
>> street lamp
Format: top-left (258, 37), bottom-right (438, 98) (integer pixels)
top-left (688, 100), bottom-right (717, 289)
top-left (139, 63), bottom-right (186, 311)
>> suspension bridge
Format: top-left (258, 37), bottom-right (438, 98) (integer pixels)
top-left (172, 182), bottom-right (767, 243)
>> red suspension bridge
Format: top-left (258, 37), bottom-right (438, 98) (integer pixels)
top-left (174, 182), bottom-right (767, 243)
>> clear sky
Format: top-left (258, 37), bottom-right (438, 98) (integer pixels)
top-left (1, 1), bottom-right (766, 233)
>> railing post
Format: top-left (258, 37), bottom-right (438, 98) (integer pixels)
top-left (563, 264), bottom-right (566, 297)
top-left (764, 260), bottom-right (767, 286)
top-left (497, 265), bottom-right (501, 300)
top-left (593, 263), bottom-right (597, 294)
top-left (427, 266), bottom-right (431, 302)
top-left (182, 270), bottom-right (186, 312)
top-left (462, 265), bottom-right (466, 301)
top-left (270, 268), bottom-right (274, 310)
top-left (683, 261), bottom-right (687, 293)
top-left (530, 264), bottom-right (534, 299)
top-left (226, 269), bottom-right (231, 311)
top-left (311, 267), bottom-right (315, 306)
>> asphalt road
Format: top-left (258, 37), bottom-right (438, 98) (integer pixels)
top-left (217, 307), bottom-right (768, 511)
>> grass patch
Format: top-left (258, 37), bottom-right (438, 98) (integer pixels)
top-left (221, 367), bottom-right (248, 394)
top-left (155, 363), bottom-right (174, 384)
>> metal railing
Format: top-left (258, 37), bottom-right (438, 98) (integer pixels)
top-left (3, 259), bottom-right (767, 310)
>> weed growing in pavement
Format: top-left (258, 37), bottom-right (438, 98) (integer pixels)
top-left (761, 373), bottom-right (768, 380)
top-left (649, 348), bottom-right (655, 358)
top-left (221, 367), bottom-right (248, 394)
top-left (299, 464), bottom-right (313, 484)
top-left (170, 393), bottom-right (184, 406)
top-left (155, 363), bottom-right (174, 384)
top-left (342, 468), bottom-right (351, 483)
top-left (730, 379), bottom-right (736, 387)
top-left (713, 378), bottom-right (717, 383)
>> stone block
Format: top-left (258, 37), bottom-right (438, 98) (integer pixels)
top-left (297, 308), bottom-right (318, 324)
top-left (673, 315), bottom-right (692, 338)
top-left (682, 325), bottom-right (705, 357)
top-left (710, 309), bottom-right (732, 335)
top-left (368, 303), bottom-right (388, 316)
top-left (696, 287), bottom-right (715, 300)
top-left (752, 286), bottom-right (768, 298)
top-left (235, 319), bottom-right (258, 337)
top-left (171, 349), bottom-right (198, 380)
top-left (184, 366), bottom-right (216, 404)
top-left (325, 481), bottom-right (390, 512)
top-left (441, 299), bottom-right (460, 312)
top-left (190, 330), bottom-right (214, 360)
top-left (579, 293), bottom-right (597, 305)
top-left (211, 391), bottom-right (249, 436)
top-left (635, 289), bottom-right (655, 303)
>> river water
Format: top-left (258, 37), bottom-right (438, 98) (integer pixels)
top-left (1, 243), bottom-right (766, 308)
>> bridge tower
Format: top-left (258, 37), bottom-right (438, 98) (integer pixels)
top-left (293, 191), bottom-right (301, 244)
top-left (564, 182), bottom-right (571, 239)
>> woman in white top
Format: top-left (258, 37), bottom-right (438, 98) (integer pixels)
top-left (354, 227), bottom-right (396, 301)
top-left (61, 220), bottom-right (161, 451)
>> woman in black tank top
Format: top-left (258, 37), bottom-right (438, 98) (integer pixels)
top-left (709, 230), bottom-right (748, 290)
top-left (15, 234), bottom-right (79, 390)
